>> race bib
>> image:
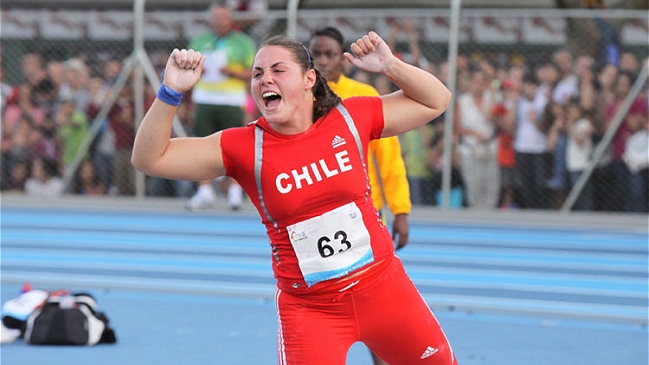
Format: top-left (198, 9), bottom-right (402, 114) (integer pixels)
top-left (287, 202), bottom-right (374, 287)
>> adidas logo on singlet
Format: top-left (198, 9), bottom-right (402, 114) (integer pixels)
top-left (331, 135), bottom-right (346, 148)
top-left (420, 346), bottom-right (439, 359)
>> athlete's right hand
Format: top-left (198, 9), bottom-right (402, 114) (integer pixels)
top-left (162, 48), bottom-right (206, 93)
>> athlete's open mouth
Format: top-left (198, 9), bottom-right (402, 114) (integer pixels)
top-left (262, 91), bottom-right (281, 108)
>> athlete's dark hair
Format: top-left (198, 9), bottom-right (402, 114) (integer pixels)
top-left (260, 35), bottom-right (341, 122)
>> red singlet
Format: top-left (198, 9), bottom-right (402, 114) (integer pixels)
top-left (221, 97), bottom-right (394, 294)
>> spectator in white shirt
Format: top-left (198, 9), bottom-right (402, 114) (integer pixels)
top-left (25, 157), bottom-right (64, 198)
top-left (565, 99), bottom-right (595, 210)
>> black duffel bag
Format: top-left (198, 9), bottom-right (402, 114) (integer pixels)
top-left (24, 292), bottom-right (116, 346)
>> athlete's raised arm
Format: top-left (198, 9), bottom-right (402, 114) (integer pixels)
top-left (344, 31), bottom-right (451, 137)
top-left (131, 49), bottom-right (227, 181)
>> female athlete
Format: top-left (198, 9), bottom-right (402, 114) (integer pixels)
top-left (131, 31), bottom-right (456, 365)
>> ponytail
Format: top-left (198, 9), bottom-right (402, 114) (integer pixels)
top-left (312, 68), bottom-right (341, 121)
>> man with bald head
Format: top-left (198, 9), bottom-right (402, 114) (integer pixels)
top-left (186, 1), bottom-right (256, 211)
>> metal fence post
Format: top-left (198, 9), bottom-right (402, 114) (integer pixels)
top-left (441, 0), bottom-right (462, 210)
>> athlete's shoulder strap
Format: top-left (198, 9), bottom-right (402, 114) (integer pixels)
top-left (335, 103), bottom-right (371, 198)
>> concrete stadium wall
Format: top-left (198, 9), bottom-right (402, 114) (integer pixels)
top-left (0, 0), bottom-right (559, 10)
top-left (1, 0), bottom-right (644, 11)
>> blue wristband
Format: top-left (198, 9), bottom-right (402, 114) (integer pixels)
top-left (157, 84), bottom-right (183, 106)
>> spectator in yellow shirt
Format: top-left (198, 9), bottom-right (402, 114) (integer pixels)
top-left (308, 26), bottom-right (412, 365)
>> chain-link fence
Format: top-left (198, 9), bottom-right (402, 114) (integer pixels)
top-left (1, 5), bottom-right (647, 212)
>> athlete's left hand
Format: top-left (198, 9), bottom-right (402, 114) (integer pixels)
top-left (343, 31), bottom-right (398, 75)
top-left (392, 213), bottom-right (409, 250)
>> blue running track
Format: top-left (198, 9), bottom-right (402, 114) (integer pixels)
top-left (1, 196), bottom-right (647, 365)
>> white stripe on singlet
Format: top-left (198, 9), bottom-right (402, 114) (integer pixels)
top-left (275, 288), bottom-right (287, 365)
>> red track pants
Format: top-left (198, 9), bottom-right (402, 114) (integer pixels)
top-left (275, 255), bottom-right (457, 365)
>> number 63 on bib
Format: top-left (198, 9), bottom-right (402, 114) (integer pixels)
top-left (287, 202), bottom-right (375, 287)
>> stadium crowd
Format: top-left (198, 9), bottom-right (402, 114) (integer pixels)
top-left (1, 15), bottom-right (647, 213)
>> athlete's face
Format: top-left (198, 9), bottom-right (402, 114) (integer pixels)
top-left (252, 45), bottom-right (316, 129)
top-left (308, 35), bottom-right (344, 83)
